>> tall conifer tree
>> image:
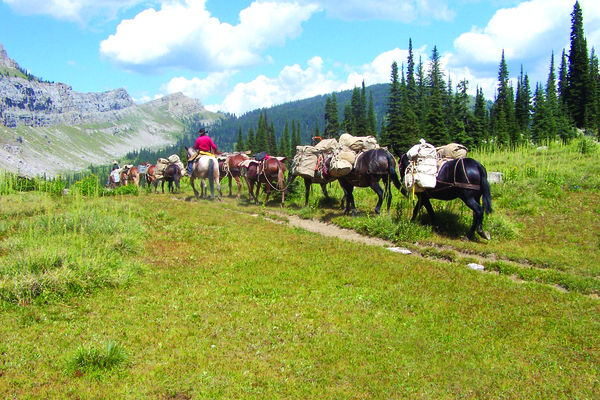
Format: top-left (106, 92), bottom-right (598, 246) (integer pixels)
top-left (567, 1), bottom-right (590, 128)
top-left (385, 61), bottom-right (402, 152)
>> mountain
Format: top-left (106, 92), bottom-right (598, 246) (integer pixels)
top-left (0, 43), bottom-right (222, 177)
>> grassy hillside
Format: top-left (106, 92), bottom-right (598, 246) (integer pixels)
top-left (0, 138), bottom-right (599, 398)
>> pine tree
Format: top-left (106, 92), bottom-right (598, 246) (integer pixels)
top-left (532, 82), bottom-right (552, 142)
top-left (416, 56), bottom-right (428, 137)
top-left (255, 112), bottom-right (269, 152)
top-left (473, 86), bottom-right (489, 145)
top-left (453, 79), bottom-right (474, 149)
top-left (492, 50), bottom-right (518, 145)
top-left (515, 65), bottom-right (532, 138)
top-left (291, 119), bottom-right (299, 155)
top-left (246, 126), bottom-right (256, 152)
top-left (324, 94), bottom-right (340, 138)
top-left (235, 124), bottom-right (245, 152)
top-left (268, 121), bottom-right (278, 155)
top-left (425, 46), bottom-right (449, 145)
top-left (385, 61), bottom-right (402, 152)
top-left (567, 1), bottom-right (590, 128)
top-left (589, 48), bottom-right (600, 136)
top-left (368, 91), bottom-right (377, 135)
top-left (280, 119), bottom-right (291, 159)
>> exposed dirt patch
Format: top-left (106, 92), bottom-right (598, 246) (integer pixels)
top-left (283, 214), bottom-right (395, 247)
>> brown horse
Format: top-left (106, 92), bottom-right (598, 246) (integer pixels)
top-left (127, 166), bottom-right (140, 186)
top-left (242, 158), bottom-right (287, 206)
top-left (145, 164), bottom-right (156, 187)
top-left (156, 164), bottom-right (182, 194)
top-left (219, 153), bottom-right (250, 198)
top-left (334, 148), bottom-right (401, 216)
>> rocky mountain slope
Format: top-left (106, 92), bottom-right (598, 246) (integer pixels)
top-left (0, 43), bottom-right (221, 177)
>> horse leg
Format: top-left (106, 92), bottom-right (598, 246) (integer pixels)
top-left (235, 177), bottom-right (242, 199)
top-left (411, 194), bottom-right (423, 222)
top-left (463, 196), bottom-right (490, 240)
top-left (264, 183), bottom-right (271, 205)
top-left (304, 178), bottom-right (311, 206)
top-left (228, 175), bottom-right (233, 197)
top-left (190, 176), bottom-right (200, 198)
top-left (420, 196), bottom-right (441, 233)
top-left (321, 183), bottom-right (329, 200)
top-left (371, 181), bottom-right (384, 215)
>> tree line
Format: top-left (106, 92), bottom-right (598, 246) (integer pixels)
top-left (127, 1), bottom-right (597, 166)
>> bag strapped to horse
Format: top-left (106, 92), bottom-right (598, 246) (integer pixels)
top-left (432, 158), bottom-right (480, 192)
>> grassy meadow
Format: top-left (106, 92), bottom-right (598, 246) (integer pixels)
top-left (0, 138), bottom-right (599, 398)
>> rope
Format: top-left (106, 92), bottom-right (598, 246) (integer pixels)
top-left (260, 160), bottom-right (292, 192)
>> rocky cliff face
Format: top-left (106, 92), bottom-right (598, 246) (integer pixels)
top-left (0, 42), bottom-right (219, 177)
top-left (0, 79), bottom-right (135, 128)
top-left (2, 43), bottom-right (135, 128)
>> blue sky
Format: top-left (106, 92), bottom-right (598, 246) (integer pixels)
top-left (1, 0), bottom-right (599, 116)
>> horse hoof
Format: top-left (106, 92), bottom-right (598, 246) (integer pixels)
top-left (478, 230), bottom-right (491, 240)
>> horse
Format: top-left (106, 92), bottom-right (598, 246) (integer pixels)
top-left (145, 164), bottom-right (156, 187)
top-left (398, 154), bottom-right (493, 240)
top-left (242, 157), bottom-right (287, 206)
top-left (127, 166), bottom-right (140, 187)
top-left (219, 153), bottom-right (250, 198)
top-left (334, 148), bottom-right (401, 216)
top-left (186, 147), bottom-right (221, 201)
top-left (287, 158), bottom-right (338, 206)
top-left (156, 163), bottom-right (182, 194)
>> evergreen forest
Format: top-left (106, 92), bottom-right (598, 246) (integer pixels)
top-left (127, 1), bottom-right (599, 164)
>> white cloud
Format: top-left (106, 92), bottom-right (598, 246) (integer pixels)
top-left (100, 0), bottom-right (319, 72)
top-left (204, 56), bottom-right (342, 115)
top-left (160, 71), bottom-right (236, 100)
top-left (302, 0), bottom-right (455, 23)
top-left (2, 0), bottom-right (145, 23)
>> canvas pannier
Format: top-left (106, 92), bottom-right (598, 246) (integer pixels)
top-left (339, 133), bottom-right (379, 152)
top-left (314, 138), bottom-right (338, 152)
top-left (436, 143), bottom-right (468, 159)
top-left (292, 146), bottom-right (320, 178)
top-left (328, 146), bottom-right (356, 177)
top-left (404, 139), bottom-right (438, 191)
top-left (154, 158), bottom-right (169, 180)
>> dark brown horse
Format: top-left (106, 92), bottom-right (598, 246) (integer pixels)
top-left (334, 148), bottom-right (401, 216)
top-left (156, 164), bottom-right (182, 194)
top-left (288, 158), bottom-right (338, 206)
top-left (242, 158), bottom-right (287, 206)
top-left (219, 153), bottom-right (250, 198)
top-left (398, 154), bottom-right (492, 240)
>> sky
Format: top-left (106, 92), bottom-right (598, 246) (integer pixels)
top-left (1, 0), bottom-right (599, 116)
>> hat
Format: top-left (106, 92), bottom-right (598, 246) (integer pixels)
top-left (198, 127), bottom-right (208, 136)
top-left (113, 160), bottom-right (118, 164)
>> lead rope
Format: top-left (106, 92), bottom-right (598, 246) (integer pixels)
top-left (260, 160), bottom-right (292, 192)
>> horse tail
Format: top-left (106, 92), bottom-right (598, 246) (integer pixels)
top-left (208, 158), bottom-right (215, 193)
top-left (277, 161), bottom-right (285, 190)
top-left (478, 162), bottom-right (493, 214)
top-left (386, 150), bottom-right (402, 190)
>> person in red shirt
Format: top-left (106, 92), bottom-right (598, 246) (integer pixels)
top-left (194, 127), bottom-right (218, 153)
top-left (187, 127), bottom-right (217, 174)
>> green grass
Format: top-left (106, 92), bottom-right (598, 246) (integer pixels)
top-left (0, 138), bottom-right (600, 398)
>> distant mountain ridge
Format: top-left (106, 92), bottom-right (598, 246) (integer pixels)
top-left (0, 42), bottom-right (221, 177)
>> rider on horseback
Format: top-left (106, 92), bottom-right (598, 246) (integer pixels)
top-left (187, 127), bottom-right (218, 175)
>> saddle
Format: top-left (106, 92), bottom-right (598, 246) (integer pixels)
top-left (188, 151), bottom-right (214, 162)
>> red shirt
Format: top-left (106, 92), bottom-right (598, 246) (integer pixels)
top-left (194, 135), bottom-right (217, 153)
